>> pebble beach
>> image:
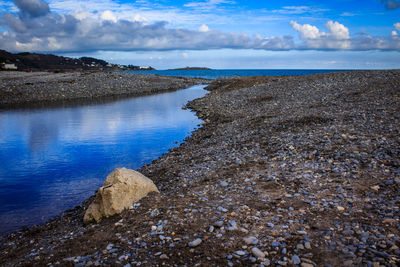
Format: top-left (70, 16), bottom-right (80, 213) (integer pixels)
top-left (0, 70), bottom-right (399, 266)
top-left (0, 71), bottom-right (207, 109)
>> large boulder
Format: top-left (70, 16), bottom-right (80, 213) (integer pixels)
top-left (83, 168), bottom-right (159, 224)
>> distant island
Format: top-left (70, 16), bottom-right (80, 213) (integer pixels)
top-left (169, 67), bottom-right (212, 70)
top-left (0, 50), bottom-right (155, 72)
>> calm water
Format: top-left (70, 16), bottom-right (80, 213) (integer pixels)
top-left (130, 69), bottom-right (349, 79)
top-left (0, 84), bottom-right (207, 234)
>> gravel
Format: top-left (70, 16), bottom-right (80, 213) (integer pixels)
top-left (0, 70), bottom-right (399, 266)
top-left (0, 71), bottom-right (208, 108)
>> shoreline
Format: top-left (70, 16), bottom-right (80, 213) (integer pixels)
top-left (0, 71), bottom-right (209, 109)
top-left (1, 70), bottom-right (399, 266)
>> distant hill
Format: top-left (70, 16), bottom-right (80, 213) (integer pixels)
top-left (170, 67), bottom-right (211, 70)
top-left (0, 50), bottom-right (155, 71)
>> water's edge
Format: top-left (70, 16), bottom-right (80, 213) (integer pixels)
top-left (0, 84), bottom-right (209, 235)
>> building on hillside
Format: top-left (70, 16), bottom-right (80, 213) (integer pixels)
top-left (1, 63), bottom-right (18, 70)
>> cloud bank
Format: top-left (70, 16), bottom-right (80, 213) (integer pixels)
top-left (0, 0), bottom-right (399, 53)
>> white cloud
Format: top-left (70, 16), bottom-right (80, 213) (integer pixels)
top-left (395, 22), bottom-right (400, 31)
top-left (273, 6), bottom-right (328, 15)
top-left (0, 3), bottom-right (399, 53)
top-left (340, 12), bottom-right (355, 17)
top-left (290, 21), bottom-right (351, 49)
top-left (290, 20), bottom-right (400, 50)
top-left (184, 0), bottom-right (235, 9)
top-left (325, 21), bottom-right (350, 39)
top-left (100, 10), bottom-right (117, 22)
top-left (198, 24), bottom-right (209, 32)
top-left (290, 21), bottom-right (321, 39)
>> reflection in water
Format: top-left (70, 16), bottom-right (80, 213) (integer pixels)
top-left (0, 84), bottom-right (207, 234)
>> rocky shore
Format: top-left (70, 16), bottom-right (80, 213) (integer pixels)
top-left (0, 71), bottom-right (207, 108)
top-left (1, 70), bottom-right (400, 266)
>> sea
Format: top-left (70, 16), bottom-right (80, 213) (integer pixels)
top-left (127, 69), bottom-right (349, 79)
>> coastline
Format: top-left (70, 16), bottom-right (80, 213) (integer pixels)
top-left (1, 70), bottom-right (400, 266)
top-left (0, 71), bottom-right (209, 109)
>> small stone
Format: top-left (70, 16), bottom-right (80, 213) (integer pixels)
top-left (292, 255), bottom-right (301, 265)
top-left (383, 218), bottom-right (396, 224)
top-left (106, 244), bottom-right (113, 250)
top-left (301, 263), bottom-right (314, 267)
top-left (243, 236), bottom-right (258, 245)
top-left (262, 259), bottom-right (271, 266)
top-left (217, 206), bottom-right (228, 212)
top-left (235, 250), bottom-right (246, 256)
top-left (337, 206), bottom-right (345, 211)
top-left (220, 181), bottom-right (228, 187)
top-left (188, 238), bottom-right (202, 247)
top-left (271, 241), bottom-right (280, 247)
top-left (214, 221), bottom-right (224, 227)
top-left (160, 254), bottom-right (169, 260)
top-left (304, 242), bottom-right (311, 249)
top-left (296, 243), bottom-right (305, 250)
top-left (371, 185), bottom-right (380, 191)
top-left (251, 247), bottom-right (265, 259)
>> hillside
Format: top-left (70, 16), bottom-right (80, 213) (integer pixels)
top-left (0, 50), bottom-right (154, 71)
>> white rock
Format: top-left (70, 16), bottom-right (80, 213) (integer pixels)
top-left (84, 168), bottom-right (159, 223)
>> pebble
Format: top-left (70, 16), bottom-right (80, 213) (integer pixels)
top-left (2, 70), bottom-right (400, 267)
top-left (214, 221), bottom-right (224, 227)
top-left (292, 255), bottom-right (301, 265)
top-left (243, 236), bottom-right (258, 245)
top-left (261, 258), bottom-right (271, 266)
top-left (271, 241), bottom-right (280, 247)
top-left (159, 254), bottom-right (169, 260)
top-left (188, 238), bottom-right (202, 247)
top-left (251, 247), bottom-right (265, 259)
top-left (235, 250), bottom-right (247, 256)
top-left (220, 181), bottom-right (229, 187)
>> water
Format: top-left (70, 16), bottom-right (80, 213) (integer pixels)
top-left (129, 69), bottom-right (348, 79)
top-left (0, 84), bottom-right (207, 235)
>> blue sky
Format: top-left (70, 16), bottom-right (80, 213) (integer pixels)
top-left (0, 0), bottom-right (400, 69)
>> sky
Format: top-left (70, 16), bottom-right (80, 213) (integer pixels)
top-left (0, 0), bottom-right (400, 69)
